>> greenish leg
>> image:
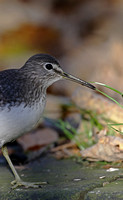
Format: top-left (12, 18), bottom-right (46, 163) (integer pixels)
top-left (2, 145), bottom-right (47, 189)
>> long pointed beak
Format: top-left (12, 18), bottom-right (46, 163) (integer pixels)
top-left (62, 72), bottom-right (96, 90)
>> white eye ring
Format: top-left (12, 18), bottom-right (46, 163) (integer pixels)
top-left (44, 63), bottom-right (53, 70)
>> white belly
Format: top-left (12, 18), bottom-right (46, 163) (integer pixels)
top-left (0, 101), bottom-right (45, 147)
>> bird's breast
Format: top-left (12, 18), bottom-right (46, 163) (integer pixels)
top-left (0, 99), bottom-right (46, 147)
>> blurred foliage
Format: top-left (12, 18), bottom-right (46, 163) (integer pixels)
top-left (0, 24), bottom-right (63, 60)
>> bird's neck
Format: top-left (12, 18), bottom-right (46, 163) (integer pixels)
top-left (19, 71), bottom-right (47, 107)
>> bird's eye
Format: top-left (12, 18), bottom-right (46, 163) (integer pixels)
top-left (45, 63), bottom-right (53, 70)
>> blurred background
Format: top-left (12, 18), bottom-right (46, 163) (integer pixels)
top-left (0, 0), bottom-right (122, 168)
top-left (0, 0), bottom-right (123, 101)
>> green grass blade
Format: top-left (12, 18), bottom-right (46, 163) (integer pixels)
top-left (108, 125), bottom-right (123, 134)
top-left (91, 82), bottom-right (123, 96)
top-left (108, 123), bottom-right (123, 126)
top-left (96, 89), bottom-right (123, 109)
top-left (56, 120), bottom-right (84, 150)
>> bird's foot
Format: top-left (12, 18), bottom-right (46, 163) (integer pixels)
top-left (11, 179), bottom-right (47, 189)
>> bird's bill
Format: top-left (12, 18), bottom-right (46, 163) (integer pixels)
top-left (62, 72), bottom-right (96, 90)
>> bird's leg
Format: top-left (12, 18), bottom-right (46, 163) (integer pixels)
top-left (2, 145), bottom-right (47, 189)
top-left (2, 146), bottom-right (22, 182)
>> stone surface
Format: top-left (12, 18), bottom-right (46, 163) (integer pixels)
top-left (85, 178), bottom-right (123, 200)
top-left (0, 155), bottom-right (123, 200)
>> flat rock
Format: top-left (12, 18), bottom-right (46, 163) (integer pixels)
top-left (0, 155), bottom-right (123, 200)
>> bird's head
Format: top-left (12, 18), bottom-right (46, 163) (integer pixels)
top-left (20, 54), bottom-right (96, 90)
